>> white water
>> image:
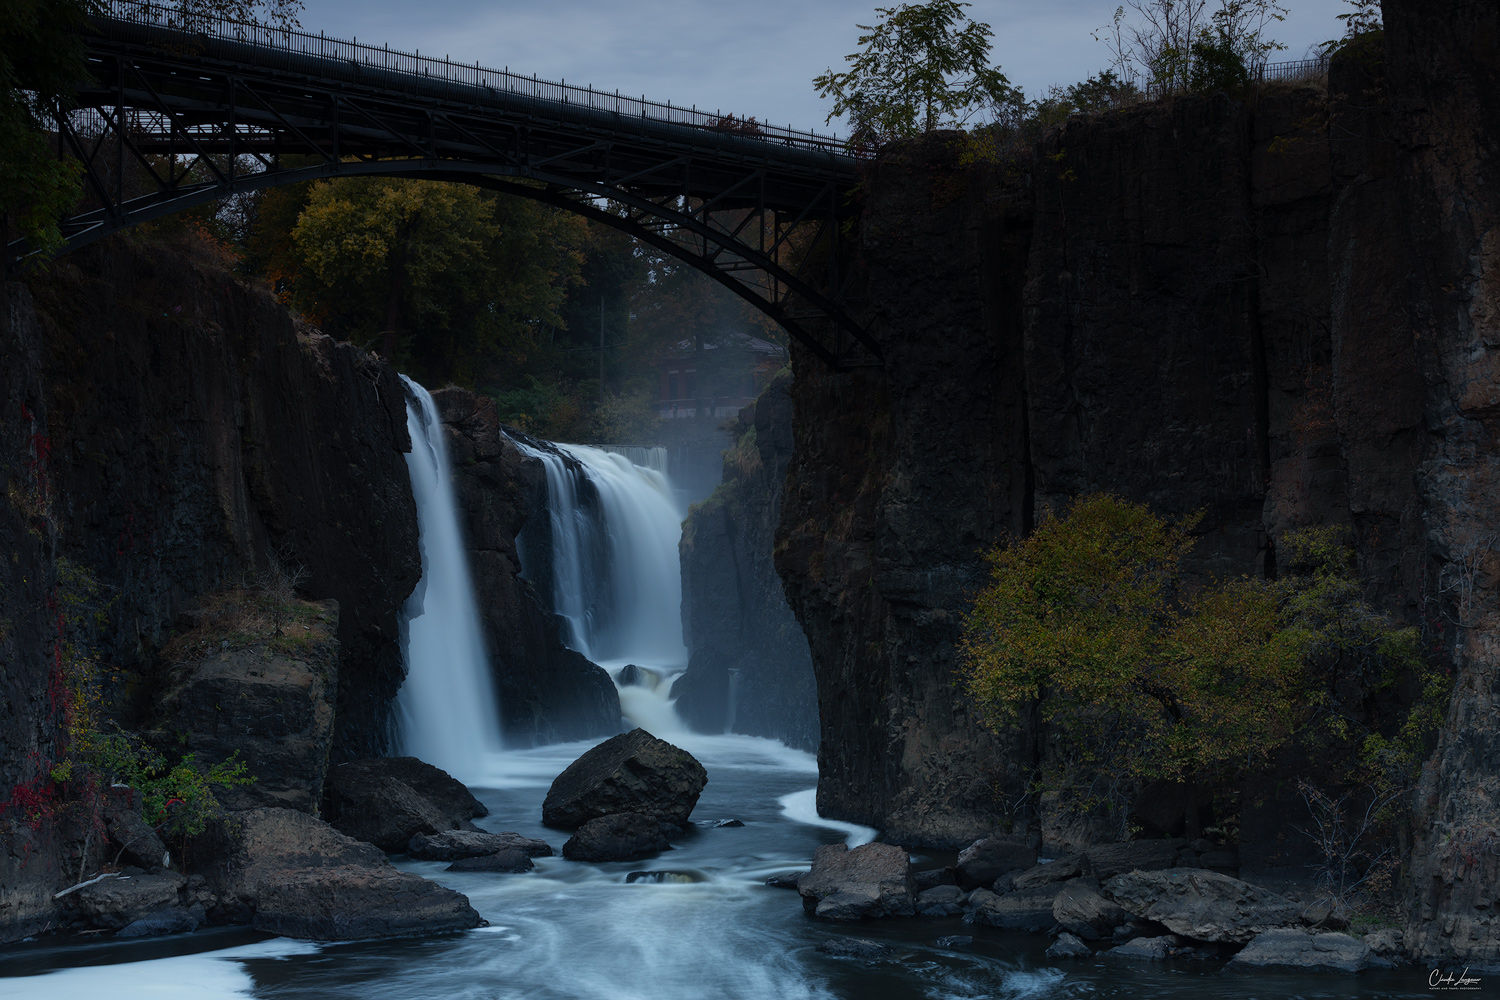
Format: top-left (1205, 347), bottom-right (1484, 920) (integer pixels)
top-left (394, 377), bottom-right (504, 781)
top-left (511, 439), bottom-right (689, 731)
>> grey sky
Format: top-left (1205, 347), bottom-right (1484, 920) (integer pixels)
top-left (296, 1), bottom-right (1353, 136)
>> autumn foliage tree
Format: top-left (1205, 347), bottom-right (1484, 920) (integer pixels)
top-left (960, 495), bottom-right (1437, 830)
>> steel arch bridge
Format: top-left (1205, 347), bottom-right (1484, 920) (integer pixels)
top-left (13, 3), bottom-right (879, 369)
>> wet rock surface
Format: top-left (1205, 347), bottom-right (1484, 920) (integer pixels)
top-left (816, 937), bottom-right (894, 960)
top-left (955, 837), bottom-right (1037, 890)
top-left (798, 843), bottom-right (915, 921)
top-left (1227, 928), bottom-right (1373, 973)
top-left (1046, 932), bottom-right (1093, 960)
top-left (542, 729), bottom-right (707, 829)
top-left (561, 813), bottom-right (673, 862)
top-left (200, 807), bottom-right (480, 940)
top-left (963, 886), bottom-right (1061, 933)
top-left (445, 850), bottom-right (535, 874)
top-left (1102, 869), bottom-right (1301, 944)
top-left (324, 757), bottom-right (487, 851)
top-left (407, 830), bottom-right (553, 861)
top-left (66, 872), bottom-right (186, 930)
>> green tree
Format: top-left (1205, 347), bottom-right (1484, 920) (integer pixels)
top-left (960, 495), bottom-right (1436, 827)
top-left (813, 0), bottom-right (1013, 141)
top-left (1, 0), bottom-right (92, 255)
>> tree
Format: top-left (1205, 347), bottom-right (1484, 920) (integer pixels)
top-left (1, 0), bottom-right (92, 254)
top-left (813, 0), bottom-right (1013, 141)
top-left (1095, 0), bottom-right (1287, 97)
top-left (960, 495), bottom-right (1434, 830)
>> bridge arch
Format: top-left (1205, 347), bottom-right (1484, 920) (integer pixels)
top-left (11, 4), bottom-right (880, 369)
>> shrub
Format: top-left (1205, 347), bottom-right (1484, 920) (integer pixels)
top-left (960, 495), bottom-right (1441, 829)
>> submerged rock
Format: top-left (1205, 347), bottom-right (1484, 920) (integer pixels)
top-left (816, 937), bottom-right (894, 960)
top-left (116, 904), bottom-right (203, 938)
top-left (542, 729), bottom-right (707, 829)
top-left (445, 850), bottom-right (534, 873)
top-left (1102, 868), bottom-right (1300, 944)
top-left (1227, 928), bottom-right (1373, 973)
top-left (1106, 935), bottom-right (1176, 961)
top-left (798, 842), bottom-right (915, 920)
top-left (201, 807), bottom-right (480, 940)
top-left (1046, 932), bottom-right (1093, 960)
top-left (408, 830), bottom-right (553, 861)
top-left (562, 813), bottom-right (673, 862)
top-left (934, 935), bottom-right (973, 948)
top-left (324, 757), bottom-right (488, 852)
top-left (626, 870), bottom-right (706, 884)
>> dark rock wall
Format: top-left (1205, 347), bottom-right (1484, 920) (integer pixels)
top-left (23, 242), bottom-right (421, 762)
top-left (430, 388), bottom-right (620, 745)
top-left (776, 5), bottom-right (1500, 965)
top-left (675, 371), bottom-right (818, 751)
top-left (778, 139), bottom-right (1036, 847)
top-left (1382, 0), bottom-right (1500, 969)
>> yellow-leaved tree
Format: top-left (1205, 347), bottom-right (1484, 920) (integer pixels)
top-left (960, 494), bottom-right (1438, 833)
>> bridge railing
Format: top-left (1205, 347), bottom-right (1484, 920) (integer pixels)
top-left (92, 0), bottom-right (857, 156)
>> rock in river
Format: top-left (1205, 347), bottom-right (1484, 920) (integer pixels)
top-left (562, 813), bottom-right (673, 862)
top-left (1102, 868), bottom-right (1300, 944)
top-left (202, 807), bottom-right (480, 940)
top-left (542, 729), bottom-right (707, 829)
top-left (955, 837), bottom-right (1037, 890)
top-left (324, 757), bottom-right (488, 852)
top-left (798, 842), bottom-right (915, 921)
top-left (1227, 928), bottom-right (1373, 973)
top-left (408, 829), bottom-right (553, 860)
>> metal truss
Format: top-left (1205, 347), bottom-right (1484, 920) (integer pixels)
top-left (11, 4), bottom-right (879, 369)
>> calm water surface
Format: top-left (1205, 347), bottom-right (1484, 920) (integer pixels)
top-left (0, 734), bottom-right (1435, 999)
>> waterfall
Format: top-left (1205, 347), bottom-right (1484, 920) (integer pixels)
top-left (511, 438), bottom-right (688, 732)
top-left (395, 377), bottom-right (504, 781)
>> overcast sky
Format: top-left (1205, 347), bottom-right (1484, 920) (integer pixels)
top-left (296, 1), bottom-right (1353, 136)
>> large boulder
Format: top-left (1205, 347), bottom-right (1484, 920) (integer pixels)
top-left (324, 757), bottom-right (488, 851)
top-left (1012, 853), bottom-right (1090, 890)
top-left (916, 884), bottom-right (967, 917)
top-left (101, 785), bottom-right (170, 870)
top-left (65, 872), bottom-right (186, 930)
top-left (542, 729), bottom-right (707, 829)
top-left (955, 837), bottom-right (1037, 890)
top-left (407, 830), bottom-right (553, 861)
top-left (1086, 840), bottom-right (1188, 880)
top-left (1102, 868), bottom-right (1301, 944)
top-left (964, 886), bottom-right (1061, 932)
top-left (561, 813), bottom-right (673, 862)
top-left (1053, 878), bottom-right (1129, 940)
top-left (798, 842), bottom-right (914, 920)
top-left (201, 807), bottom-right (480, 940)
top-left (1227, 928), bottom-right (1373, 973)
top-left (156, 600), bottom-right (340, 813)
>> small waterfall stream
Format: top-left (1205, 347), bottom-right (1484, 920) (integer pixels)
top-left (512, 438), bottom-right (688, 732)
top-left (394, 377), bottom-right (504, 781)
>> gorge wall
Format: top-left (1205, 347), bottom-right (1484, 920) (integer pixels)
top-left (675, 371), bottom-right (818, 751)
top-left (429, 388), bottom-right (621, 745)
top-left (776, 0), bottom-right (1499, 967)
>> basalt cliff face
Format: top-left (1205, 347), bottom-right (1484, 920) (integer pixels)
top-left (675, 371), bottom-right (818, 751)
top-left (0, 238), bottom-right (421, 941)
top-left (429, 388), bottom-right (621, 745)
top-left (777, 0), bottom-right (1499, 967)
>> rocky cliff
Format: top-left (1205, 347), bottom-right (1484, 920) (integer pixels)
top-left (0, 235), bottom-right (422, 940)
top-left (776, 1), bottom-right (1499, 966)
top-left (674, 371), bottom-right (818, 750)
top-left (429, 388), bottom-right (621, 745)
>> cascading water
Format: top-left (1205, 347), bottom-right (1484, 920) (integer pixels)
top-left (394, 377), bottom-right (504, 781)
top-left (511, 438), bottom-right (688, 732)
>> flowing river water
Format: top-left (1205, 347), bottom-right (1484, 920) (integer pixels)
top-left (0, 382), bottom-right (1431, 997)
top-left (0, 733), bottom-right (1427, 999)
